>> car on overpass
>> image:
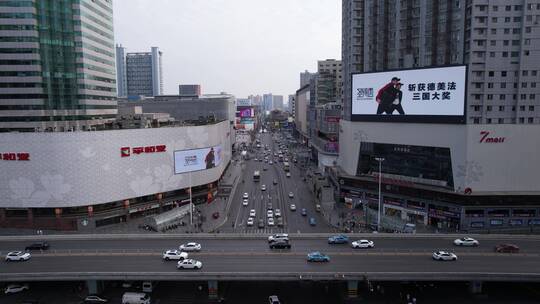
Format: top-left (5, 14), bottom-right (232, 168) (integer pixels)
top-left (25, 241), bottom-right (49, 251)
top-left (268, 217), bottom-right (275, 226)
top-left (247, 217), bottom-right (254, 226)
top-left (261, 184), bottom-right (267, 191)
top-left (453, 237), bottom-right (479, 246)
top-left (5, 251), bottom-right (31, 262)
top-left (269, 239), bottom-right (291, 250)
top-left (352, 239), bottom-right (374, 249)
top-left (432, 251), bottom-right (458, 261)
top-left (286, 172), bottom-right (291, 178)
top-left (4, 283), bottom-right (29, 294)
top-left (243, 192), bottom-right (249, 199)
top-left (83, 295), bottom-right (109, 303)
top-left (162, 250), bottom-right (188, 261)
top-left (179, 242), bottom-right (202, 252)
top-left (243, 199), bottom-right (249, 206)
top-left (288, 192), bottom-right (294, 198)
top-left (177, 259), bottom-right (203, 270)
top-left (328, 235), bottom-right (349, 244)
top-left (290, 204), bottom-right (296, 211)
top-left (268, 295), bottom-right (281, 304)
top-left (307, 251), bottom-right (330, 262)
top-left (268, 233), bottom-right (289, 243)
top-left (250, 209), bottom-right (256, 217)
top-left (495, 243), bottom-right (520, 253)
top-left (275, 209), bottom-right (281, 217)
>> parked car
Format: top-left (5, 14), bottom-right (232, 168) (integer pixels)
top-left (4, 283), bottom-right (29, 294)
top-left (307, 251), bottom-right (330, 262)
top-left (5, 251), bottom-right (31, 262)
top-left (495, 243), bottom-right (520, 253)
top-left (352, 240), bottom-right (374, 249)
top-left (328, 235), bottom-right (349, 244)
top-left (453, 237), bottom-right (479, 246)
top-left (309, 217), bottom-right (316, 226)
top-left (432, 251), bottom-right (458, 261)
top-left (25, 241), bottom-right (49, 251)
top-left (179, 242), bottom-right (202, 252)
top-left (177, 259), bottom-right (203, 269)
top-left (162, 250), bottom-right (188, 261)
top-left (83, 295), bottom-right (109, 303)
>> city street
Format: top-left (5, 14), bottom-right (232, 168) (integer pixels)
top-left (222, 131), bottom-right (332, 234)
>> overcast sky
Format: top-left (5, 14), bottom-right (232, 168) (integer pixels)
top-left (113, 0), bottom-right (341, 99)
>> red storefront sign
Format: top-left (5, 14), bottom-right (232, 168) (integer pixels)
top-left (121, 145), bottom-right (166, 157)
top-left (0, 152), bottom-right (30, 161)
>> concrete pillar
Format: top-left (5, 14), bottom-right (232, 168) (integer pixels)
top-left (469, 281), bottom-right (482, 294)
top-left (347, 280), bottom-right (359, 298)
top-left (86, 280), bottom-right (103, 294)
top-left (27, 208), bottom-right (33, 225)
top-left (208, 280), bottom-right (218, 300)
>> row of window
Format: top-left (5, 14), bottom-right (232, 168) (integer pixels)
top-left (0, 114), bottom-right (116, 122)
top-left (0, 1), bottom-right (34, 7)
top-left (473, 50), bottom-right (532, 58)
top-left (473, 83), bottom-right (538, 90)
top-left (472, 117), bottom-right (536, 124)
top-left (473, 94), bottom-right (537, 101)
top-left (476, 4), bottom-right (524, 12)
top-left (473, 70), bottom-right (539, 77)
top-left (0, 105), bottom-right (116, 111)
top-left (475, 26), bottom-right (534, 35)
top-left (477, 38), bottom-right (534, 46)
top-left (476, 16), bottom-right (523, 23)
top-left (471, 105), bottom-right (535, 112)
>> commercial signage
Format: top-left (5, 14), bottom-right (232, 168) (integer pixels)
top-left (237, 106), bottom-right (254, 118)
top-left (479, 131), bottom-right (506, 143)
top-left (174, 145), bottom-right (222, 174)
top-left (121, 145), bottom-right (166, 157)
top-left (351, 65), bottom-right (466, 123)
top-left (0, 152), bottom-right (30, 161)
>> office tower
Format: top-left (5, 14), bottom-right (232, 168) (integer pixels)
top-left (300, 70), bottom-right (316, 87)
top-left (126, 47), bottom-right (163, 97)
top-left (0, 0), bottom-right (117, 132)
top-left (273, 95), bottom-right (284, 110)
top-left (263, 94), bottom-right (273, 112)
top-left (342, 0), bottom-right (539, 124)
top-left (116, 45), bottom-right (127, 97)
top-left (316, 59), bottom-right (343, 104)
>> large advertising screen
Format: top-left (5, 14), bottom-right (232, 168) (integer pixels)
top-left (351, 65), bottom-right (466, 123)
top-left (174, 145), bottom-right (222, 174)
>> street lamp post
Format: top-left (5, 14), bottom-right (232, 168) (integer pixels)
top-left (374, 157), bottom-right (385, 232)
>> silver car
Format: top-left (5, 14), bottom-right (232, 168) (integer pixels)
top-left (5, 251), bottom-right (30, 262)
top-left (179, 242), bottom-right (202, 252)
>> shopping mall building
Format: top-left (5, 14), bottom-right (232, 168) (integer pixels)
top-left (331, 121), bottom-right (540, 232)
top-left (0, 120), bottom-right (233, 231)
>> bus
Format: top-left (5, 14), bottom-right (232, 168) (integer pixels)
top-left (253, 170), bottom-right (261, 182)
top-left (283, 162), bottom-right (290, 172)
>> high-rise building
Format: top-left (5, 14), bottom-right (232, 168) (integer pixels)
top-left (288, 94), bottom-right (295, 115)
top-left (300, 70), bottom-right (316, 87)
top-left (316, 59), bottom-right (343, 104)
top-left (116, 45), bottom-right (127, 97)
top-left (179, 84), bottom-right (201, 97)
top-left (262, 94), bottom-right (273, 112)
top-left (336, 0), bottom-right (540, 232)
top-left (126, 47), bottom-right (163, 97)
top-left (273, 95), bottom-right (284, 110)
top-left (0, 0), bottom-right (117, 132)
top-left (342, 0), bottom-right (539, 124)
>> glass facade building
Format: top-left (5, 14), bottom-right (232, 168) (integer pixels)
top-left (0, 0), bottom-right (117, 132)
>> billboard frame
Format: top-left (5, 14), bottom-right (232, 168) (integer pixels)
top-left (350, 64), bottom-right (468, 124)
top-left (173, 145), bottom-right (222, 175)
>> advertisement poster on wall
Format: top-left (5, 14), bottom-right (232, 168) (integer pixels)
top-left (351, 65), bottom-right (466, 123)
top-left (174, 145), bottom-right (222, 174)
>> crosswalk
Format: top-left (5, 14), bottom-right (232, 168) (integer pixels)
top-left (241, 227), bottom-right (289, 234)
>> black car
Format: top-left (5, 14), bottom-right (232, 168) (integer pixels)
top-left (269, 240), bottom-right (291, 249)
top-left (25, 241), bottom-right (49, 251)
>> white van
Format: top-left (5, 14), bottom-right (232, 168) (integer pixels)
top-left (122, 292), bottom-right (151, 304)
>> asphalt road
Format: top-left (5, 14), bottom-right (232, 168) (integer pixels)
top-left (224, 132), bottom-right (329, 233)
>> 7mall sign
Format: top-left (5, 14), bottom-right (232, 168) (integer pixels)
top-left (121, 145), bottom-right (167, 157)
top-left (479, 131), bottom-right (506, 143)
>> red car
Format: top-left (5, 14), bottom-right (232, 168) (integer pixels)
top-left (494, 243), bottom-right (519, 253)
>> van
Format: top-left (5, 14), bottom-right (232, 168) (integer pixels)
top-left (142, 281), bottom-right (154, 293)
top-left (403, 223), bottom-right (416, 234)
top-left (122, 292), bottom-right (150, 304)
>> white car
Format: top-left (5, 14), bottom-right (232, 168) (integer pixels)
top-left (247, 217), bottom-right (254, 226)
top-left (243, 192), bottom-right (249, 199)
top-left (249, 209), bottom-right (256, 217)
top-left (286, 172), bottom-right (291, 178)
top-left (453, 237), bottom-right (479, 246)
top-left (5, 251), bottom-right (31, 262)
top-left (269, 161), bottom-right (273, 164)
top-left (177, 259), bottom-right (202, 269)
top-left (242, 199), bottom-right (249, 206)
top-left (179, 242), bottom-right (202, 252)
top-left (267, 210), bottom-right (274, 218)
top-left (275, 209), bottom-right (282, 217)
top-left (268, 233), bottom-right (289, 242)
top-left (163, 250), bottom-right (188, 260)
top-left (290, 204), bottom-right (296, 211)
top-left (432, 251), bottom-right (458, 261)
top-left (4, 283), bottom-right (29, 294)
top-left (269, 295), bottom-right (281, 304)
top-left (288, 192), bottom-right (294, 198)
top-left (352, 240), bottom-right (374, 249)
top-left (261, 184), bottom-right (267, 191)
top-left (268, 217), bottom-right (275, 226)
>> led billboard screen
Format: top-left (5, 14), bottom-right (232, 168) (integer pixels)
top-left (351, 65), bottom-right (466, 123)
top-left (174, 145), bottom-right (222, 174)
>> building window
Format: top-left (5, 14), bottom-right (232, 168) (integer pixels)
top-left (505, 17), bottom-right (511, 23)
top-left (473, 105), bottom-right (481, 111)
top-left (486, 118), bottom-right (492, 124)
top-left (526, 27), bottom-right (532, 33)
top-left (520, 105), bottom-right (526, 111)
top-left (490, 40), bottom-right (496, 46)
top-left (532, 82), bottom-right (537, 88)
top-left (514, 5), bottom-right (522, 11)
top-left (488, 82), bottom-right (494, 88)
top-left (474, 94), bottom-right (481, 100)
top-left (528, 117), bottom-right (534, 123)
top-left (489, 71), bottom-right (494, 77)
top-left (499, 94), bottom-right (506, 100)
top-left (524, 50), bottom-right (530, 56)
top-left (498, 118), bottom-right (505, 124)
top-left (492, 17), bottom-right (498, 23)
top-left (532, 71), bottom-right (537, 76)
top-left (500, 82), bottom-right (506, 88)
top-left (521, 94), bottom-right (527, 100)
top-left (475, 83), bottom-right (482, 88)
top-left (503, 40), bottom-right (510, 46)
top-left (529, 106), bottom-right (535, 111)
top-left (502, 52), bottom-right (508, 57)
top-left (501, 71), bottom-right (507, 77)
top-left (530, 94), bottom-right (536, 100)
top-left (519, 117), bottom-right (525, 123)
top-left (504, 28), bottom-right (510, 34)
top-left (487, 94), bottom-right (493, 100)
top-left (473, 117), bottom-right (480, 124)
top-left (514, 17), bottom-right (522, 22)
top-left (499, 106), bottom-right (505, 111)
top-left (512, 106), bottom-right (516, 111)
top-left (523, 70), bottom-right (529, 76)
top-left (487, 106), bottom-right (492, 111)
top-left (491, 29), bottom-right (497, 35)
top-left (522, 82), bottom-right (528, 88)
top-left (493, 5), bottom-right (498, 11)
top-left (505, 5), bottom-right (511, 11)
